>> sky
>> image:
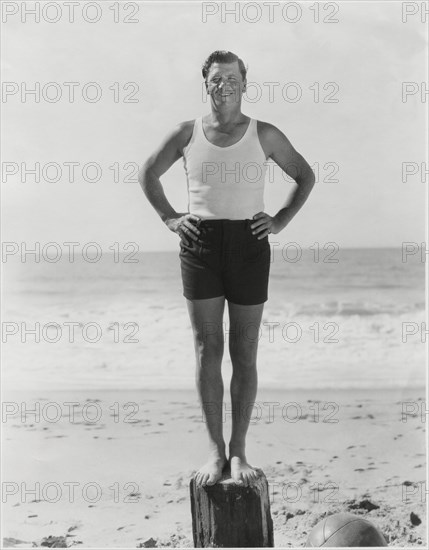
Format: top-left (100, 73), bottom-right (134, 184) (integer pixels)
top-left (2, 1), bottom-right (427, 252)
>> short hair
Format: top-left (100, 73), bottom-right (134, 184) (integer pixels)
top-left (202, 50), bottom-right (247, 82)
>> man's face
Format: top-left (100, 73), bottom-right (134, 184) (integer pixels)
top-left (205, 61), bottom-right (246, 104)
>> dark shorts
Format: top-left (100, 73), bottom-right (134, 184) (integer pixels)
top-left (179, 219), bottom-right (271, 305)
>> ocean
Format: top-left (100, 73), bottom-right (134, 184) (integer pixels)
top-left (2, 247), bottom-right (426, 392)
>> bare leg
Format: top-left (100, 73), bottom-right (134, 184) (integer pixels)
top-left (186, 296), bottom-right (227, 486)
top-left (227, 301), bottom-right (264, 486)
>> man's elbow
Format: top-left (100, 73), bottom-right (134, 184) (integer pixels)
top-left (297, 166), bottom-right (316, 189)
top-left (307, 168), bottom-right (316, 188)
top-left (138, 160), bottom-right (154, 188)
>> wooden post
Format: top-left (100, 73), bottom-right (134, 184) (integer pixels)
top-left (190, 469), bottom-right (274, 548)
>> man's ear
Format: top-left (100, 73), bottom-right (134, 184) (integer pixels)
top-left (242, 78), bottom-right (247, 93)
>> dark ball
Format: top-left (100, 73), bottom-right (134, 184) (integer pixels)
top-left (305, 512), bottom-right (387, 547)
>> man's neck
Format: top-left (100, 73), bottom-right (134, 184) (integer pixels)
top-left (208, 103), bottom-right (244, 127)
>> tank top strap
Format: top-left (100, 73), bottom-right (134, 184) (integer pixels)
top-left (196, 116), bottom-right (203, 134)
top-left (227, 117), bottom-right (255, 144)
top-left (240, 118), bottom-right (263, 155)
top-left (246, 118), bottom-right (257, 140)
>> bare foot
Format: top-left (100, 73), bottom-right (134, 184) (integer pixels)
top-left (229, 454), bottom-right (261, 486)
top-left (195, 453), bottom-right (227, 487)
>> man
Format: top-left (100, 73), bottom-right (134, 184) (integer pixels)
top-left (139, 50), bottom-right (315, 487)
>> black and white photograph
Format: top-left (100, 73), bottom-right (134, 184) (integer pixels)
top-left (1, 1), bottom-right (427, 548)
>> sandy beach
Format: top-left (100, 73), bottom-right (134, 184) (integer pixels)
top-left (2, 387), bottom-right (426, 548)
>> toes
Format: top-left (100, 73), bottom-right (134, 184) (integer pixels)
top-left (232, 473), bottom-right (244, 485)
top-left (229, 459), bottom-right (261, 487)
top-left (197, 472), bottom-right (205, 486)
top-left (194, 461), bottom-right (226, 488)
top-left (206, 474), bottom-right (216, 486)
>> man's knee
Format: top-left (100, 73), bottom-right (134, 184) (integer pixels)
top-left (229, 338), bottom-right (258, 368)
top-left (194, 330), bottom-right (224, 360)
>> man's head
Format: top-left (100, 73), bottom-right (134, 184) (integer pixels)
top-left (202, 50), bottom-right (247, 103)
top-left (202, 50), bottom-right (247, 82)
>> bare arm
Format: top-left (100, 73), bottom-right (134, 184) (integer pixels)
top-left (138, 123), bottom-right (186, 222)
top-left (252, 122), bottom-right (316, 237)
top-left (138, 122), bottom-right (201, 244)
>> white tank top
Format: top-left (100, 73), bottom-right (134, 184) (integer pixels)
top-left (182, 116), bottom-right (267, 220)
